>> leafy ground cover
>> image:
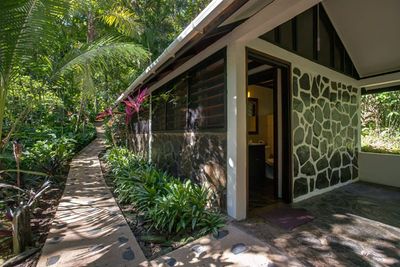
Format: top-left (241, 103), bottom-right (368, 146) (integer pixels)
top-left (101, 147), bottom-right (224, 259)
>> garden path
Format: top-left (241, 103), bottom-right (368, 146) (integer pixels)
top-left (37, 125), bottom-right (146, 267)
top-left (37, 124), bottom-right (299, 267)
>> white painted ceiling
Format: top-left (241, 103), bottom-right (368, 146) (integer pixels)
top-left (323, 0), bottom-right (400, 78)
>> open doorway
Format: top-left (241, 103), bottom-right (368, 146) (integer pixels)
top-left (246, 49), bottom-right (292, 213)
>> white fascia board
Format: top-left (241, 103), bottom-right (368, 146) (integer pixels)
top-left (358, 71), bottom-right (400, 91)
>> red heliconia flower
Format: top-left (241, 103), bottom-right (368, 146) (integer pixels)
top-left (124, 102), bottom-right (135, 124)
top-left (5, 209), bottom-right (13, 221)
top-left (136, 88), bottom-right (149, 105)
top-left (96, 107), bottom-right (113, 120)
top-left (122, 88), bottom-right (149, 125)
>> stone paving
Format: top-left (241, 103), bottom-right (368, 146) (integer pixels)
top-left (235, 182), bottom-right (400, 267)
top-left (37, 126), bottom-right (146, 266)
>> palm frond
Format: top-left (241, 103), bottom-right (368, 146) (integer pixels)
top-left (52, 36), bottom-right (150, 80)
top-left (101, 6), bottom-right (142, 38)
top-left (0, 0), bottom-right (69, 82)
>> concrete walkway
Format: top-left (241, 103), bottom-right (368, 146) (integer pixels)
top-left (142, 224), bottom-right (301, 267)
top-left (37, 125), bottom-right (298, 267)
top-left (37, 126), bottom-right (146, 267)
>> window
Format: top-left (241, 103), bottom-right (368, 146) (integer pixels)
top-left (188, 57), bottom-right (225, 130)
top-left (333, 34), bottom-right (344, 71)
top-left (361, 88), bottom-right (400, 155)
top-left (151, 89), bottom-right (167, 131)
top-left (344, 52), bottom-right (353, 76)
top-left (151, 49), bottom-right (226, 132)
top-left (318, 8), bottom-right (333, 67)
top-left (279, 20), bottom-right (293, 51)
top-left (166, 76), bottom-right (188, 131)
top-left (261, 29), bottom-right (276, 43)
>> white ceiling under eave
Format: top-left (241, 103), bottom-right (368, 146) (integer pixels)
top-left (322, 0), bottom-right (400, 78)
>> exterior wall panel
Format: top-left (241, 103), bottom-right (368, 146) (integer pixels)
top-left (151, 132), bottom-right (227, 208)
top-left (292, 67), bottom-right (359, 200)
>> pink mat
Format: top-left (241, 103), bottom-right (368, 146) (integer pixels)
top-left (259, 207), bottom-right (314, 230)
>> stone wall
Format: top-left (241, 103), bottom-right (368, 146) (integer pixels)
top-left (292, 67), bottom-right (359, 200)
top-left (151, 132), bottom-right (227, 208)
top-left (127, 115), bottom-right (150, 161)
top-left (127, 133), bottom-right (150, 160)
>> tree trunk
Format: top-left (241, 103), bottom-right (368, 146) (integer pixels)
top-left (1, 107), bottom-right (31, 151)
top-left (75, 97), bottom-right (85, 133)
top-left (87, 10), bottom-right (95, 43)
top-left (12, 206), bottom-right (32, 254)
top-left (0, 81), bottom-right (8, 143)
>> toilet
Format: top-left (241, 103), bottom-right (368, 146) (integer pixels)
top-left (265, 145), bottom-right (274, 179)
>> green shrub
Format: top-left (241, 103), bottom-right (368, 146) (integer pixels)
top-left (130, 168), bottom-right (171, 211)
top-left (74, 125), bottom-right (97, 150)
top-left (148, 180), bottom-right (223, 235)
top-left (23, 135), bottom-right (76, 175)
top-left (22, 125), bottom-right (96, 175)
top-left (104, 147), bottom-right (224, 236)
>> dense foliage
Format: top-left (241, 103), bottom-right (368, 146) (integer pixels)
top-left (0, 0), bottom-right (211, 260)
top-left (104, 147), bottom-right (224, 236)
top-left (361, 91), bottom-right (400, 155)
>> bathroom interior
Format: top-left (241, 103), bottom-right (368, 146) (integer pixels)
top-left (247, 55), bottom-right (279, 210)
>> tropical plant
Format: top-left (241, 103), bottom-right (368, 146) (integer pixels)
top-left (0, 0), bottom-right (69, 141)
top-left (0, 180), bottom-right (51, 253)
top-left (148, 179), bottom-right (223, 235)
top-left (104, 146), bottom-right (224, 237)
top-left (23, 136), bottom-right (76, 175)
top-left (361, 91), bottom-right (400, 154)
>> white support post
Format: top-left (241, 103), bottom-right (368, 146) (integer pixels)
top-left (226, 42), bottom-right (247, 220)
top-left (148, 93), bottom-right (152, 163)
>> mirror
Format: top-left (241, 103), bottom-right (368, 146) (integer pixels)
top-left (247, 97), bottom-right (258, 134)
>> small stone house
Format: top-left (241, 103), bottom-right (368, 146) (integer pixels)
top-left (115, 0), bottom-right (400, 219)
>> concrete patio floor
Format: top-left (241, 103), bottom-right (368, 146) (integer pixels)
top-left (234, 182), bottom-right (400, 267)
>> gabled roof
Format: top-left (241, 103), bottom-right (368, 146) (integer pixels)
top-left (115, 0), bottom-right (400, 104)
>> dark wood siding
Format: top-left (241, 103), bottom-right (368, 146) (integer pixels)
top-left (260, 3), bottom-right (359, 79)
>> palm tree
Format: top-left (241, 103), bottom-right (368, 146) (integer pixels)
top-left (0, 0), bottom-right (149, 143)
top-left (0, 0), bottom-right (70, 143)
top-left (0, 0), bottom-right (149, 253)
